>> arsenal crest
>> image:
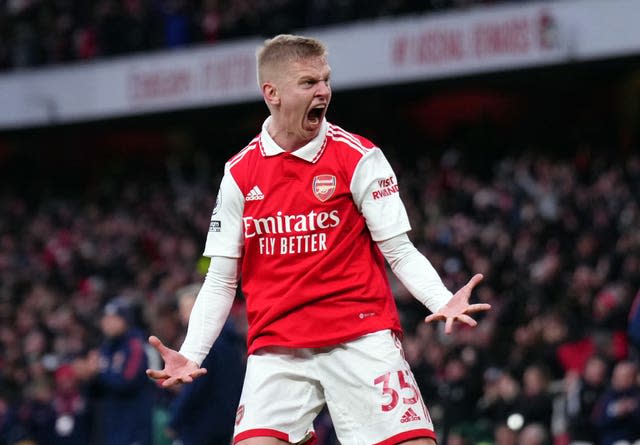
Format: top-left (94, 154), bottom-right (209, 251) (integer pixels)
top-left (312, 175), bottom-right (336, 202)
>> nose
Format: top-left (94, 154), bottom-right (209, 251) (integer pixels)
top-left (315, 80), bottom-right (331, 98)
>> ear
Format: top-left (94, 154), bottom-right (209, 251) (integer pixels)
top-left (262, 82), bottom-right (280, 107)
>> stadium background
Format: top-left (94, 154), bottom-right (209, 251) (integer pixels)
top-left (1, 1), bottom-right (640, 444)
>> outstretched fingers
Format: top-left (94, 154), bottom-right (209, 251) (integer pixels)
top-left (445, 317), bottom-right (454, 335)
top-left (455, 313), bottom-right (477, 327)
top-left (424, 313), bottom-right (443, 324)
top-left (444, 314), bottom-right (477, 334)
top-left (424, 273), bottom-right (491, 333)
top-left (189, 368), bottom-right (208, 380)
top-left (146, 368), bottom-right (169, 380)
top-left (158, 369), bottom-right (207, 388)
top-left (466, 303), bottom-right (492, 313)
top-left (465, 273), bottom-right (484, 290)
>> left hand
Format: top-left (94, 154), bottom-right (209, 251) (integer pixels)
top-left (424, 274), bottom-right (491, 334)
top-left (145, 336), bottom-right (207, 387)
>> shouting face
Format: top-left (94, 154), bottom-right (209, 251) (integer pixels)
top-left (262, 56), bottom-right (331, 150)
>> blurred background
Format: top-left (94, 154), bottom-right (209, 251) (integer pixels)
top-left (1, 0), bottom-right (640, 444)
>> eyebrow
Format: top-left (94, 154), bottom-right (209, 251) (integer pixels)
top-left (299, 70), bottom-right (331, 81)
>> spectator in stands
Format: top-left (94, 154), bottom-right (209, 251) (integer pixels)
top-left (35, 363), bottom-right (91, 445)
top-left (592, 360), bottom-right (640, 445)
top-left (476, 371), bottom-right (521, 427)
top-left (564, 354), bottom-right (609, 445)
top-left (0, 393), bottom-right (32, 445)
top-left (17, 379), bottom-right (56, 445)
top-left (628, 289), bottom-right (640, 359)
top-left (73, 297), bottom-right (153, 445)
top-left (437, 354), bottom-right (481, 443)
top-left (0, 0), bottom-right (540, 72)
top-left (513, 364), bottom-right (553, 431)
top-left (199, 0), bottom-right (223, 43)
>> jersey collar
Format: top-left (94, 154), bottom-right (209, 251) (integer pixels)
top-left (260, 116), bottom-right (328, 163)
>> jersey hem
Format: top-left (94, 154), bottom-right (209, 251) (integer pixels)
top-left (248, 326), bottom-right (403, 355)
top-left (372, 428), bottom-right (437, 445)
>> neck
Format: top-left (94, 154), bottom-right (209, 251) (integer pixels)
top-left (270, 132), bottom-right (308, 152)
top-left (267, 116), bottom-right (312, 152)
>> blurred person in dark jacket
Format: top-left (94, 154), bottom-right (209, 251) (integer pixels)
top-left (166, 283), bottom-right (245, 445)
top-left (628, 289), bottom-right (640, 359)
top-left (513, 364), bottom-right (553, 431)
top-left (50, 364), bottom-right (92, 445)
top-left (592, 360), bottom-right (640, 445)
top-left (476, 370), bottom-right (521, 426)
top-left (1, 392), bottom-right (33, 445)
top-left (564, 354), bottom-right (608, 445)
top-left (74, 297), bottom-right (153, 445)
top-left (17, 379), bottom-right (55, 445)
top-left (18, 370), bottom-right (91, 445)
top-left (437, 354), bottom-right (481, 444)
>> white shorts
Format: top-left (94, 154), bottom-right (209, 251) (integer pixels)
top-left (233, 330), bottom-right (435, 445)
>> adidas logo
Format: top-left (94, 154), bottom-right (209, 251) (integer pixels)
top-left (400, 407), bottom-right (421, 423)
top-left (245, 185), bottom-right (264, 201)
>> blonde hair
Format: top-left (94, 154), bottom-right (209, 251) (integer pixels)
top-left (256, 34), bottom-right (328, 86)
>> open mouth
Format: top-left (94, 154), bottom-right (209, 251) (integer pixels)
top-left (307, 104), bottom-right (326, 125)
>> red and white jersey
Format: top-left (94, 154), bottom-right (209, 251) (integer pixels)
top-left (205, 118), bottom-right (411, 353)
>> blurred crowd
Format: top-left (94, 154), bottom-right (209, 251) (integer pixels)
top-left (1, 0), bottom-right (535, 72)
top-left (391, 148), bottom-right (640, 445)
top-left (0, 139), bottom-right (639, 444)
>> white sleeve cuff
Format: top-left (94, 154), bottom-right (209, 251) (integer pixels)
top-left (179, 256), bottom-right (239, 365)
top-left (377, 233), bottom-right (452, 313)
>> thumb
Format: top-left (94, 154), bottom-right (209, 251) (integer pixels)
top-left (148, 336), bottom-right (171, 356)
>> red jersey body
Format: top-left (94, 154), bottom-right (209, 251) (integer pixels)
top-left (204, 119), bottom-right (411, 354)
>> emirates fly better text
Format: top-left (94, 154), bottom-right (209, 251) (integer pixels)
top-left (243, 210), bottom-right (340, 255)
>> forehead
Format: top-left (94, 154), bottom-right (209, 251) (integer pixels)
top-left (286, 57), bottom-right (331, 77)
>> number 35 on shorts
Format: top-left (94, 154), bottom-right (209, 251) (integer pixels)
top-left (373, 370), bottom-right (432, 421)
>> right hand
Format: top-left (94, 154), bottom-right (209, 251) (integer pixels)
top-left (424, 274), bottom-right (490, 334)
top-left (146, 335), bottom-right (207, 387)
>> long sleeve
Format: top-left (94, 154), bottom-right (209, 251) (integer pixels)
top-left (179, 256), bottom-right (239, 365)
top-left (377, 233), bottom-right (452, 313)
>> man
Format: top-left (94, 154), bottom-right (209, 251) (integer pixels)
top-left (564, 354), bottom-right (608, 445)
top-left (592, 360), bottom-right (640, 445)
top-left (76, 297), bottom-right (153, 445)
top-left (628, 289), bottom-right (640, 358)
top-left (147, 34), bottom-right (490, 445)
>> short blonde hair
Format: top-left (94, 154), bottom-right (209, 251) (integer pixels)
top-left (256, 34), bottom-right (328, 86)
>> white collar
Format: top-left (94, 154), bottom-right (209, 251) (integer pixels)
top-left (260, 116), bottom-right (328, 163)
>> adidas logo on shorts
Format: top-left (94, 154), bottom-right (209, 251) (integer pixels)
top-left (400, 407), bottom-right (421, 423)
top-left (246, 185), bottom-right (264, 201)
